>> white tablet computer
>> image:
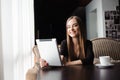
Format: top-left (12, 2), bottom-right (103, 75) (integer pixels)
top-left (36, 38), bottom-right (62, 66)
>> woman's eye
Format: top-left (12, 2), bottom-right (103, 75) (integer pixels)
top-left (67, 26), bottom-right (71, 29)
top-left (73, 24), bottom-right (78, 27)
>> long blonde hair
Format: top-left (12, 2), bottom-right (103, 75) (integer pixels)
top-left (66, 16), bottom-right (86, 61)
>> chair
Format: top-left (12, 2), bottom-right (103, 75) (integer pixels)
top-left (91, 37), bottom-right (120, 61)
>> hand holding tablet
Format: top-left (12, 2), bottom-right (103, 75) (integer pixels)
top-left (36, 38), bottom-right (63, 67)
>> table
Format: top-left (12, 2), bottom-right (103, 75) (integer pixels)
top-left (37, 63), bottom-right (120, 80)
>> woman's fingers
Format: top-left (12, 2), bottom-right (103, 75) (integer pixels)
top-left (39, 58), bottom-right (48, 68)
top-left (60, 55), bottom-right (67, 65)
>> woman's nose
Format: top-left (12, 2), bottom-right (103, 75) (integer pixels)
top-left (70, 26), bottom-right (74, 30)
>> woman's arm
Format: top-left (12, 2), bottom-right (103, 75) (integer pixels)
top-left (65, 60), bottom-right (82, 66)
top-left (60, 55), bottom-right (82, 66)
top-left (81, 40), bottom-right (94, 65)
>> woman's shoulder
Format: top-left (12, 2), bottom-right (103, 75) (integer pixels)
top-left (86, 39), bottom-right (92, 42)
top-left (85, 40), bottom-right (92, 46)
top-left (61, 39), bottom-right (67, 44)
top-left (60, 39), bottom-right (67, 48)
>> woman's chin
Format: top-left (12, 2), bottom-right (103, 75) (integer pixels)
top-left (70, 35), bottom-right (77, 38)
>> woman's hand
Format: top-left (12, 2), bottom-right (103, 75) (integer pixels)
top-left (60, 55), bottom-right (83, 66)
top-left (39, 58), bottom-right (48, 68)
top-left (60, 55), bottom-right (67, 65)
top-left (65, 60), bottom-right (82, 66)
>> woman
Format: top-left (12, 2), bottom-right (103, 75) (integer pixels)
top-left (60, 16), bottom-right (94, 65)
top-left (39, 16), bottom-right (94, 68)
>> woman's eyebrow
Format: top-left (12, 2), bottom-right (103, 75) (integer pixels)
top-left (73, 23), bottom-right (78, 25)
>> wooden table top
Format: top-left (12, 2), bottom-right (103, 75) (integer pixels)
top-left (36, 63), bottom-right (120, 80)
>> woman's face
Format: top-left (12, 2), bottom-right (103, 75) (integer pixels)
top-left (66, 18), bottom-right (79, 38)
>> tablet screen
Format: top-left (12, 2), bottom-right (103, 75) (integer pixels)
top-left (36, 38), bottom-right (62, 66)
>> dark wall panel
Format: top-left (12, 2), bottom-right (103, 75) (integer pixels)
top-left (34, 0), bottom-right (87, 44)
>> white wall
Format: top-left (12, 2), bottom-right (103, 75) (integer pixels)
top-left (0, 0), bottom-right (35, 80)
top-left (88, 10), bottom-right (98, 39)
top-left (102, 0), bottom-right (119, 10)
top-left (86, 0), bottom-right (118, 40)
top-left (86, 0), bottom-right (103, 40)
